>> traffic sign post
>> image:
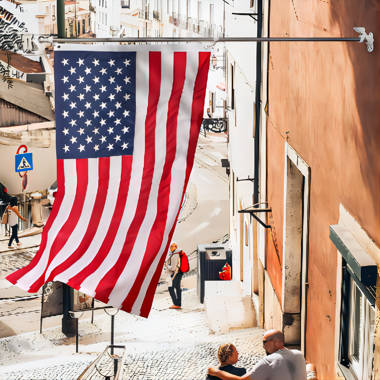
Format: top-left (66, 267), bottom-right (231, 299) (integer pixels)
top-left (15, 152), bottom-right (33, 172)
top-left (15, 145), bottom-right (33, 173)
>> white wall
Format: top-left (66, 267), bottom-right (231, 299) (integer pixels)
top-left (0, 122), bottom-right (56, 194)
top-left (225, 0), bottom-right (256, 295)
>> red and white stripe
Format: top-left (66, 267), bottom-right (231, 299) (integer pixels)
top-left (6, 47), bottom-right (210, 317)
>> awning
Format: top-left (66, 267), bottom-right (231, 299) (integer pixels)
top-left (330, 224), bottom-right (377, 286)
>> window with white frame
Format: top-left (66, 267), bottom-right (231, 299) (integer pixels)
top-left (339, 260), bottom-right (375, 380)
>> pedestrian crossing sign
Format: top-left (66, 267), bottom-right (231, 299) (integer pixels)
top-left (15, 152), bottom-right (33, 173)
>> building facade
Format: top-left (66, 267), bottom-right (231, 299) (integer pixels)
top-left (262, 1), bottom-right (379, 379)
top-left (226, 1), bottom-right (380, 379)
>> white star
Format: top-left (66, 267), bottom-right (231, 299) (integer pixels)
top-left (107, 126), bottom-right (114, 134)
top-left (92, 76), bottom-right (100, 84)
top-left (99, 135), bottom-right (107, 143)
top-left (62, 76), bottom-right (69, 83)
top-left (62, 93), bottom-right (69, 101)
top-left (84, 67), bottom-right (92, 75)
top-left (63, 144), bottom-right (70, 152)
top-left (115, 67), bottom-right (122, 75)
top-left (69, 84), bottom-right (76, 92)
top-left (107, 143), bottom-right (114, 151)
top-left (77, 76), bottom-right (84, 84)
top-left (77, 110), bottom-right (84, 118)
top-left (77, 93), bottom-right (85, 101)
top-left (78, 128), bottom-right (85, 135)
top-left (100, 102), bottom-right (107, 110)
top-left (123, 93), bottom-right (130, 101)
top-left (114, 118), bottom-right (121, 125)
top-left (93, 110), bottom-right (99, 118)
top-left (122, 126), bottom-right (130, 134)
top-left (85, 119), bottom-right (92, 127)
top-left (123, 110), bottom-right (130, 117)
top-left (115, 102), bottom-right (121, 109)
top-left (108, 94), bottom-right (115, 101)
top-left (100, 85), bottom-right (107, 93)
top-left (108, 110), bottom-right (115, 118)
top-left (93, 58), bottom-right (100, 66)
top-left (69, 66), bottom-right (76, 75)
top-left (86, 135), bottom-right (93, 144)
top-left (69, 119), bottom-right (77, 127)
top-left (108, 77), bottom-right (115, 84)
top-left (100, 67), bottom-right (107, 75)
top-left (62, 110), bottom-right (69, 118)
top-left (124, 76), bottom-right (131, 84)
top-left (69, 102), bottom-right (77, 109)
top-left (84, 85), bottom-right (91, 93)
top-left (93, 94), bottom-right (100, 101)
top-left (115, 85), bottom-right (122, 93)
top-left (100, 119), bottom-right (106, 126)
top-left (85, 102), bottom-right (91, 109)
top-left (124, 58), bottom-right (130, 66)
top-left (62, 128), bottom-right (69, 135)
top-left (77, 58), bottom-right (84, 66)
top-left (70, 136), bottom-right (77, 144)
top-left (114, 135), bottom-right (121, 142)
top-left (121, 142), bottom-right (129, 150)
top-left (93, 127), bottom-right (99, 134)
top-left (108, 59), bottom-right (115, 67)
top-left (61, 58), bottom-right (69, 66)
top-left (94, 144), bottom-right (99, 151)
top-left (78, 144), bottom-right (85, 152)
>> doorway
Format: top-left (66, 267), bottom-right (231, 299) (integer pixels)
top-left (282, 143), bottom-right (310, 352)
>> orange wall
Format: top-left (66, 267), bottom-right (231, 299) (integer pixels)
top-left (267, 1), bottom-right (380, 379)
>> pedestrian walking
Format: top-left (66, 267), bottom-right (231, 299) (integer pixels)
top-left (165, 242), bottom-right (188, 310)
top-left (207, 343), bottom-right (246, 380)
top-left (7, 197), bottom-right (26, 249)
top-left (208, 330), bottom-right (306, 380)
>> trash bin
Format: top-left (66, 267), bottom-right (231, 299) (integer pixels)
top-left (197, 244), bottom-right (232, 303)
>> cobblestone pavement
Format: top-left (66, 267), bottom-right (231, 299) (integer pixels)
top-left (0, 249), bottom-right (36, 277)
top-left (0, 289), bottom-right (265, 380)
top-left (119, 331), bottom-right (264, 380)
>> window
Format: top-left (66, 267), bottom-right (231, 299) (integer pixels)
top-left (121, 0), bottom-right (130, 8)
top-left (339, 261), bottom-right (375, 380)
top-left (331, 223), bottom-right (377, 380)
top-left (230, 64), bottom-right (235, 110)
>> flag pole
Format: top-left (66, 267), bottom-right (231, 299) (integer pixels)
top-left (41, 30), bottom-right (374, 52)
top-left (51, 36), bottom-right (360, 43)
top-left (57, 0), bottom-right (78, 337)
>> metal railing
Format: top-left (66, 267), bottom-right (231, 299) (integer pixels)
top-left (78, 345), bottom-right (125, 380)
top-left (201, 118), bottom-right (227, 135)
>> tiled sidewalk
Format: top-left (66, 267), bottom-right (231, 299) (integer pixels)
top-left (0, 289), bottom-right (265, 380)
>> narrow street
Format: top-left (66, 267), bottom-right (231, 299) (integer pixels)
top-left (0, 132), bottom-right (266, 379)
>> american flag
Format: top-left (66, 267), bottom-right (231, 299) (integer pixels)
top-left (6, 45), bottom-right (210, 317)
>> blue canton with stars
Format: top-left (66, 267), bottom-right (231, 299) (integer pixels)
top-left (54, 51), bottom-right (136, 159)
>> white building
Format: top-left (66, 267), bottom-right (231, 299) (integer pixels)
top-left (224, 0), bottom-right (259, 311)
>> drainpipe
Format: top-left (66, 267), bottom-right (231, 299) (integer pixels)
top-left (57, 1), bottom-right (77, 336)
top-left (253, 0), bottom-right (262, 204)
top-left (57, 0), bottom-right (65, 38)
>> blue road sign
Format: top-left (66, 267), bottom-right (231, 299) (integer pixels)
top-left (15, 152), bottom-right (33, 173)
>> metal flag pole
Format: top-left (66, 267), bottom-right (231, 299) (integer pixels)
top-left (38, 29), bottom-right (374, 52)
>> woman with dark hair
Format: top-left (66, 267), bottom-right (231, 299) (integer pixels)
top-left (7, 197), bottom-right (26, 249)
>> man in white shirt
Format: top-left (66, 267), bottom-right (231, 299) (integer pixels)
top-left (208, 330), bottom-right (306, 380)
